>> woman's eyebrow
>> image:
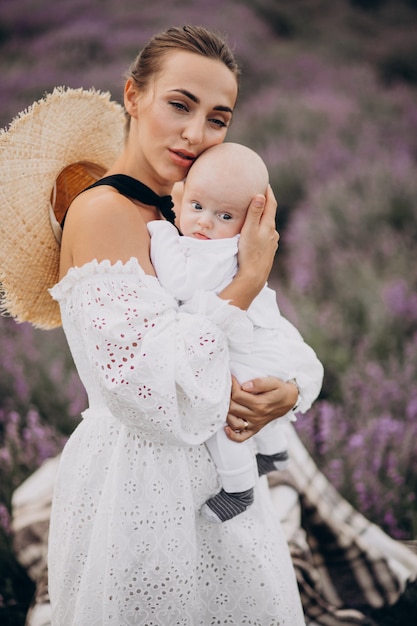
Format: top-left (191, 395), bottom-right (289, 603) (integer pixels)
top-left (169, 89), bottom-right (233, 114)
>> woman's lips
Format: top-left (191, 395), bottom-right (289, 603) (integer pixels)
top-left (169, 149), bottom-right (196, 168)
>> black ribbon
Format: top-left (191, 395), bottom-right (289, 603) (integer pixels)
top-left (61, 174), bottom-right (177, 228)
top-left (84, 174), bottom-right (177, 225)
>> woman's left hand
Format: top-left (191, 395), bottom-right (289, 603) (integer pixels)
top-left (225, 375), bottom-right (298, 442)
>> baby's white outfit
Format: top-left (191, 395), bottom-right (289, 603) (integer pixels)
top-left (148, 221), bottom-right (324, 495)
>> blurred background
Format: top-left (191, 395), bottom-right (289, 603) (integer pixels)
top-left (1, 0), bottom-right (417, 623)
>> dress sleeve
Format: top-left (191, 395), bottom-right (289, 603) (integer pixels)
top-left (53, 262), bottom-right (253, 446)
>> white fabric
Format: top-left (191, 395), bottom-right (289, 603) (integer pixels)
top-left (147, 221), bottom-right (283, 329)
top-left (148, 220), bottom-right (324, 413)
top-left (148, 221), bottom-right (324, 494)
top-left (146, 222), bottom-right (240, 303)
top-left (47, 258), bottom-right (305, 626)
top-left (204, 425), bottom-right (259, 493)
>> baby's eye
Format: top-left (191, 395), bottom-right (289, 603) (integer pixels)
top-left (191, 201), bottom-right (203, 211)
top-left (218, 213), bottom-right (232, 221)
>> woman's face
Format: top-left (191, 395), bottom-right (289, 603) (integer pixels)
top-left (125, 50), bottom-right (238, 194)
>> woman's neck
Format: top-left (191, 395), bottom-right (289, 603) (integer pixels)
top-left (107, 152), bottom-right (173, 198)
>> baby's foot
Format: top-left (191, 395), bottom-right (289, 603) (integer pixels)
top-left (256, 451), bottom-right (289, 476)
top-left (201, 488), bottom-right (254, 523)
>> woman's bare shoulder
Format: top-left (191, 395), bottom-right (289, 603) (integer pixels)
top-left (66, 186), bottom-right (139, 234)
top-left (59, 186), bottom-right (155, 278)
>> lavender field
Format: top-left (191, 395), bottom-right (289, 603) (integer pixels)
top-left (1, 0), bottom-right (417, 622)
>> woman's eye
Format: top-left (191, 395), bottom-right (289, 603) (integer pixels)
top-left (170, 101), bottom-right (188, 112)
top-left (191, 201), bottom-right (203, 211)
top-left (209, 118), bottom-right (227, 129)
top-left (219, 213), bottom-right (232, 221)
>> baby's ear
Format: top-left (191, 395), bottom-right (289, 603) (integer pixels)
top-left (172, 181), bottom-right (185, 212)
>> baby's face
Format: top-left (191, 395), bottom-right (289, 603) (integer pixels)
top-left (179, 186), bottom-right (247, 240)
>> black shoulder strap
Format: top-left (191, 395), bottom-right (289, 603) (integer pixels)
top-left (61, 174), bottom-right (176, 228)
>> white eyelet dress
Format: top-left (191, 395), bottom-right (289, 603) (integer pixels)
top-left (47, 258), bottom-right (305, 626)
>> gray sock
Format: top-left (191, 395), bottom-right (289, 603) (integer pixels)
top-left (256, 451), bottom-right (289, 476)
top-left (201, 488), bottom-right (254, 523)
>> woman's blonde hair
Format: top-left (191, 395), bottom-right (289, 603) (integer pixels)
top-left (128, 25), bottom-right (240, 90)
top-left (124, 25), bottom-right (240, 128)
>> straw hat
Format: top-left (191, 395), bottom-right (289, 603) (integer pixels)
top-left (0, 87), bottom-right (125, 329)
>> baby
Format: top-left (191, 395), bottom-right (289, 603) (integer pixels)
top-left (147, 142), bottom-right (323, 523)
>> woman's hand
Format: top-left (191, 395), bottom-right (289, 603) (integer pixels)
top-left (237, 185), bottom-right (279, 288)
top-left (218, 185), bottom-right (279, 311)
top-left (225, 376), bottom-right (299, 442)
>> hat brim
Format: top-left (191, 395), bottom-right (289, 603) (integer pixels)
top-left (0, 87), bottom-right (125, 329)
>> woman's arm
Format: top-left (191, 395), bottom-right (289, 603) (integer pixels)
top-left (54, 268), bottom-right (254, 446)
top-left (218, 186), bottom-right (295, 441)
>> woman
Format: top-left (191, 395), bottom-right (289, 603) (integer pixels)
top-left (48, 26), bottom-right (308, 624)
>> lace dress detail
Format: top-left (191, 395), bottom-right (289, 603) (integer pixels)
top-left (47, 258), bottom-right (305, 625)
